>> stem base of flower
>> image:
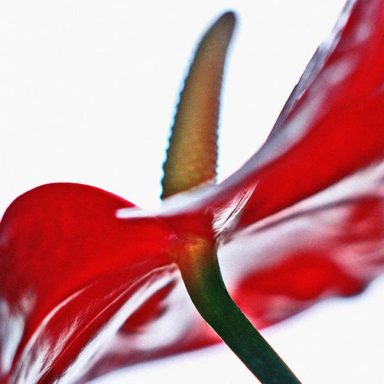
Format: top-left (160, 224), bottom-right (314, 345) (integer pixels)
top-left (176, 238), bottom-right (301, 384)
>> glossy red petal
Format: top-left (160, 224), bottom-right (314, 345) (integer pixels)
top-left (146, 0), bottom-right (384, 230)
top-left (0, 183), bottom-right (214, 383)
top-left (220, 165), bottom-right (384, 327)
top-left (216, 0), bottom-right (384, 325)
top-left (209, 0), bottom-right (384, 335)
top-left (233, 0), bottom-right (384, 229)
top-left (118, 0), bottom-right (384, 358)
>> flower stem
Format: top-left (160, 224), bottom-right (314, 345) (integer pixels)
top-left (177, 239), bottom-right (301, 384)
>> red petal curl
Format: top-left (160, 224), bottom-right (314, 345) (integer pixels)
top-left (0, 183), bottom-right (214, 383)
top-left (120, 0), bottom-right (384, 345)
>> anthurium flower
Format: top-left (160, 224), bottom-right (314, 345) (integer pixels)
top-left (1, 0), bottom-right (384, 383)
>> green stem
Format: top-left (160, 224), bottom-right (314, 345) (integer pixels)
top-left (177, 240), bottom-right (301, 384)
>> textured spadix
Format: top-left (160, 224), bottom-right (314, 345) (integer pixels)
top-left (161, 12), bottom-right (235, 199)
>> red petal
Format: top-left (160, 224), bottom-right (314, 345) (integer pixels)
top-left (115, 0), bottom-right (384, 329)
top-left (221, 168), bottom-right (384, 327)
top-left (0, 183), bottom-right (214, 383)
top-left (118, 0), bottom-right (384, 357)
top-left (217, 0), bottom-right (384, 325)
top-left (148, 0), bottom-right (384, 231)
top-left (233, 0), bottom-right (384, 229)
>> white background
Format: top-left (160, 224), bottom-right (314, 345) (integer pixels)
top-left (1, 1), bottom-right (384, 383)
